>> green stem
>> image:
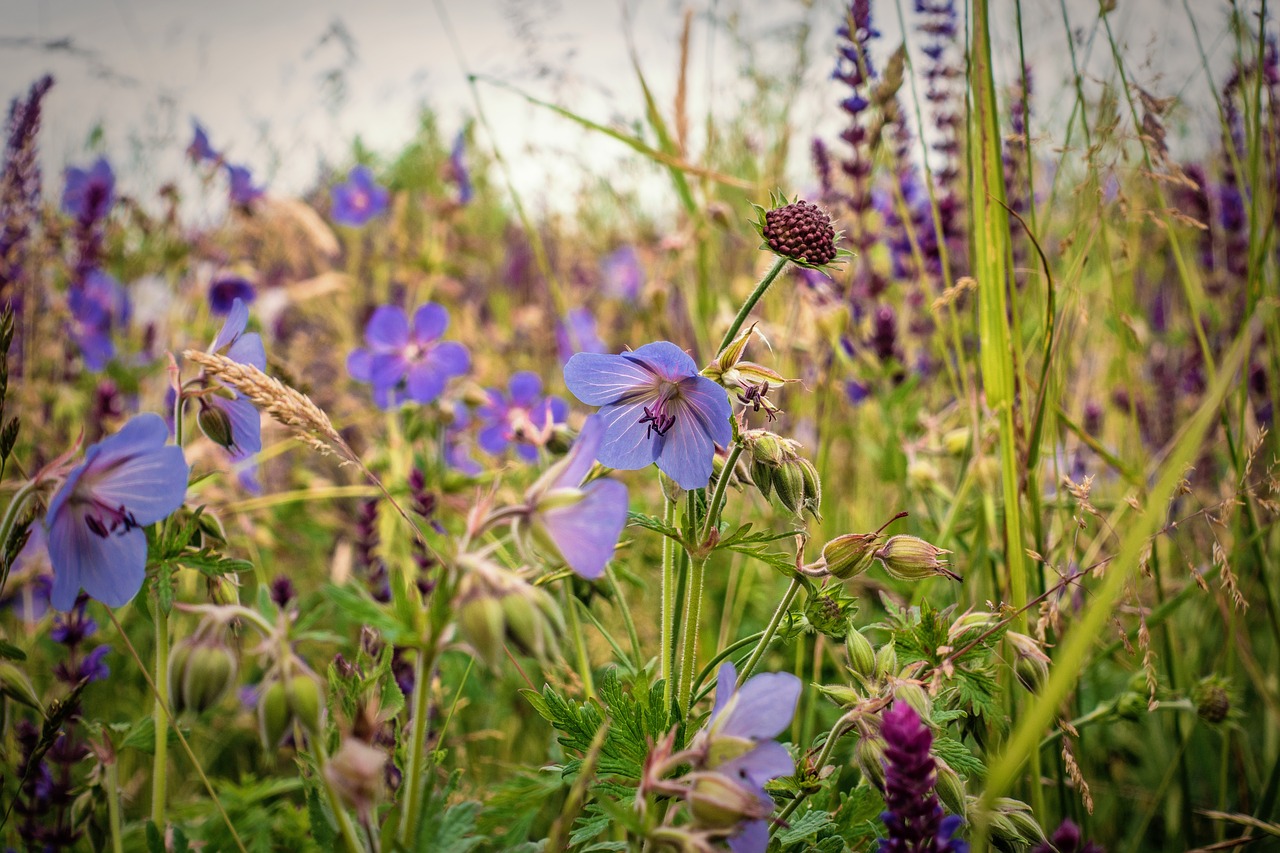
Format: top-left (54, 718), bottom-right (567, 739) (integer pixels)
top-left (717, 256), bottom-right (788, 355)
top-left (151, 603), bottom-right (170, 829)
top-left (771, 714), bottom-right (849, 837)
top-left (566, 584), bottom-right (596, 700)
top-left (661, 496), bottom-right (675, 706)
top-left (676, 557), bottom-right (708, 716)
top-left (605, 567), bottom-right (643, 671)
top-left (105, 756), bottom-right (124, 853)
top-left (313, 735), bottom-right (367, 853)
top-left (701, 442), bottom-right (743, 544)
top-left (737, 577), bottom-right (803, 688)
top-left (397, 635), bottom-right (438, 846)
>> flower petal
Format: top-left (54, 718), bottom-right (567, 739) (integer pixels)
top-left (721, 740), bottom-right (793, 787)
top-left (678, 375), bottom-right (733, 447)
top-left (509, 371), bottom-right (542, 406)
top-left (727, 820), bottom-right (770, 853)
top-left (718, 671), bottom-right (801, 742)
top-left (627, 341), bottom-right (698, 380)
top-left (654, 415), bottom-right (716, 490)
top-left (564, 351), bottom-right (656, 405)
top-left (89, 443), bottom-right (190, 526)
top-left (405, 362), bottom-right (446, 404)
top-left (477, 423), bottom-right (510, 455)
top-left (212, 298), bottom-right (249, 351)
top-left (364, 305), bottom-right (410, 350)
top-left (412, 303), bottom-right (449, 344)
top-left (710, 661), bottom-right (739, 725)
top-left (538, 479), bottom-right (628, 580)
top-left (550, 414), bottom-right (605, 489)
top-left (226, 330), bottom-right (266, 372)
top-left (594, 399), bottom-right (662, 471)
top-left (212, 393), bottom-right (262, 458)
top-left (347, 348), bottom-right (373, 382)
top-left (370, 352), bottom-right (409, 390)
top-left (47, 518), bottom-right (147, 611)
top-left (428, 341), bottom-right (470, 377)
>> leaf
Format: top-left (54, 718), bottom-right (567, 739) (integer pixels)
top-left (626, 512), bottom-right (683, 544)
top-left (0, 639), bottom-right (26, 661)
top-left (933, 735), bottom-right (986, 780)
top-left (417, 800), bottom-right (483, 853)
top-left (305, 785), bottom-right (338, 849)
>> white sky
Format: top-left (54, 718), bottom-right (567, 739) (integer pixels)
top-left (0, 0), bottom-right (1251, 218)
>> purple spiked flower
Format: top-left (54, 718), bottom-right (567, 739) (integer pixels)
top-left (876, 702), bottom-right (968, 853)
top-left (331, 165), bottom-right (389, 226)
top-left (198, 298), bottom-right (265, 474)
top-left (1031, 819), bottom-right (1104, 853)
top-left (477, 371), bottom-right (568, 461)
top-left (346, 303), bottom-right (470, 409)
top-left (208, 274), bottom-right (255, 315)
top-left (523, 414), bottom-right (629, 580)
top-left (563, 341), bottom-right (732, 490)
top-left (61, 157), bottom-right (115, 222)
top-left (225, 162), bottom-right (264, 206)
top-left (45, 413), bottom-right (190, 610)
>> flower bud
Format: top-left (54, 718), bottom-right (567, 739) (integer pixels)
top-left (208, 574), bottom-right (240, 607)
top-left (907, 458), bottom-right (939, 491)
top-left (773, 460), bottom-right (806, 515)
top-left (934, 761), bottom-right (967, 818)
top-left (874, 535), bottom-right (960, 582)
top-left (1194, 678), bottom-right (1230, 724)
top-left (258, 681), bottom-right (291, 748)
top-left (325, 737), bottom-right (386, 817)
top-left (0, 662), bottom-right (43, 713)
top-left (804, 591), bottom-right (851, 640)
top-left (845, 629), bottom-right (877, 679)
top-left (197, 402), bottom-right (237, 451)
top-left (181, 644), bottom-right (238, 713)
top-left (285, 675), bottom-right (322, 734)
top-left (797, 458), bottom-right (822, 520)
top-left (1006, 632), bottom-right (1050, 694)
top-left (1003, 804), bottom-right (1046, 846)
top-left (873, 640), bottom-right (897, 682)
top-left (942, 428), bottom-right (970, 456)
top-left (893, 682), bottom-right (932, 720)
top-left (458, 594), bottom-right (506, 670)
top-left (854, 736), bottom-right (887, 789)
top-left (1115, 691), bottom-right (1147, 721)
top-left (821, 533), bottom-right (878, 580)
top-left (751, 458), bottom-right (774, 500)
top-left (688, 773), bottom-right (769, 829)
top-left (815, 682), bottom-right (863, 706)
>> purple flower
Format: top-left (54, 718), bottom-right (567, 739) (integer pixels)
top-left (876, 702), bottom-right (968, 853)
top-left (199, 298), bottom-right (265, 473)
top-left (225, 162), bottom-right (264, 206)
top-left (563, 341), bottom-right (732, 490)
top-left (449, 130), bottom-right (473, 204)
top-left (61, 157), bottom-right (115, 223)
top-left (76, 644), bottom-right (111, 682)
top-left (1031, 819), bottom-right (1104, 853)
top-left (331, 165), bottom-right (389, 226)
top-left (188, 119), bottom-right (218, 164)
top-left (445, 407), bottom-right (483, 476)
top-left (602, 246), bottom-right (644, 301)
top-left (208, 274), bottom-right (255, 315)
top-left (346, 303), bottom-right (470, 409)
top-left (45, 413), bottom-right (190, 610)
top-left (69, 269), bottom-right (129, 371)
top-left (557, 307), bottom-right (607, 362)
top-left (477, 372), bottom-right (568, 461)
top-left (523, 415), bottom-right (629, 580)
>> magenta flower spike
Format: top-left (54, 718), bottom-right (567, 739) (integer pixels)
top-left (563, 341), bottom-right (732, 490)
top-left (45, 413), bottom-right (190, 610)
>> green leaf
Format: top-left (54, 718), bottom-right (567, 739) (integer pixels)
top-left (417, 800), bottom-right (482, 853)
top-left (305, 785), bottom-right (338, 849)
top-left (0, 639), bottom-right (26, 661)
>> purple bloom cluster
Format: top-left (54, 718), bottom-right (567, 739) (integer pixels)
top-left (876, 702), bottom-right (968, 853)
top-left (61, 157), bottom-right (116, 225)
top-left (45, 413), bottom-right (190, 610)
top-left (556, 307), bottom-right (607, 363)
top-left (477, 371), bottom-right (568, 460)
top-left (1031, 819), bottom-right (1104, 853)
top-left (187, 120), bottom-right (266, 206)
top-left (331, 165), bottom-right (390, 226)
top-left (347, 303), bottom-right (470, 409)
top-left (564, 341), bottom-right (732, 490)
top-left (915, 0), bottom-right (965, 279)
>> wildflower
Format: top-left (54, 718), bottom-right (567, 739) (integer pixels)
top-left (448, 130), bottom-right (473, 204)
top-left (1030, 819), bottom-right (1104, 853)
top-left (759, 198), bottom-right (839, 267)
top-left (477, 371), bottom-right (568, 461)
top-left (225, 162), bottom-right (264, 206)
top-left (556, 307), bottom-right (607, 362)
top-left (521, 415), bottom-right (628, 580)
top-left (331, 165), bottom-right (389, 226)
top-left (346, 303), bottom-right (470, 409)
top-left (602, 245), bottom-right (644, 301)
top-left (876, 701), bottom-right (968, 853)
top-left (207, 273), bottom-right (255, 315)
top-left (875, 534), bottom-right (960, 582)
top-left (187, 119), bottom-right (219, 164)
top-left (1, 76), bottom-right (54, 349)
top-left (61, 157), bottom-right (115, 222)
top-left (45, 413), bottom-right (189, 610)
top-left (444, 406), bottom-right (483, 475)
top-left (68, 269), bottom-right (129, 371)
top-left (563, 341), bottom-right (732, 490)
top-left (197, 298), bottom-right (265, 471)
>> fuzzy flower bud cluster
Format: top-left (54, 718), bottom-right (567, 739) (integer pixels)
top-left (743, 430), bottom-right (821, 520)
top-left (455, 555), bottom-right (564, 669)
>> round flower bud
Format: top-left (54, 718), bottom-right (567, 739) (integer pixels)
top-left (821, 533), bottom-right (878, 580)
top-left (1006, 632), bottom-right (1051, 694)
top-left (874, 535), bottom-right (960, 582)
top-left (804, 591), bottom-right (850, 640)
top-left (873, 641), bottom-right (898, 682)
top-left (285, 675), bottom-right (322, 735)
top-left (458, 594), bottom-right (506, 670)
top-left (258, 681), bottom-right (291, 748)
top-left (751, 458), bottom-right (774, 500)
top-left (854, 736), bottom-right (887, 790)
top-left (893, 682), bottom-right (932, 720)
top-left (688, 773), bottom-right (767, 829)
top-left (1115, 692), bottom-right (1147, 721)
top-left (1194, 679), bottom-right (1230, 724)
top-left (797, 457), bottom-right (822, 520)
top-left (761, 199), bottom-right (838, 266)
top-left (181, 644), bottom-right (239, 714)
top-left (845, 629), bottom-right (877, 679)
top-left (196, 402), bottom-right (237, 451)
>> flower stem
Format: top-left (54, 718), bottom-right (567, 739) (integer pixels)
top-left (105, 755), bottom-right (124, 853)
top-left (737, 577), bottom-right (802, 688)
top-left (151, 602), bottom-right (170, 829)
top-left (605, 566), bottom-right (643, 670)
top-left (701, 442), bottom-right (743, 544)
top-left (717, 256), bottom-right (788, 355)
top-left (312, 735), bottom-right (367, 853)
top-left (676, 557), bottom-right (708, 716)
top-left (397, 635), bottom-right (438, 846)
top-left (771, 714), bottom-right (851, 837)
top-left (661, 496), bottom-right (675, 708)
top-left (565, 583), bottom-right (595, 700)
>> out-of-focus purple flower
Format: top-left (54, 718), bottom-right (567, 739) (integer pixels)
top-left (602, 246), bottom-right (644, 301)
top-left (1, 77), bottom-right (54, 357)
top-left (444, 407), bottom-right (483, 476)
top-left (449, 130), bottom-right (473, 204)
top-left (188, 119), bottom-right (219, 164)
top-left (331, 165), bottom-right (389, 226)
top-left (522, 415), bottom-right (628, 580)
top-left (1031, 819), bottom-right (1105, 853)
top-left (876, 702), bottom-right (968, 853)
top-left (564, 341), bottom-right (732, 490)
top-left (61, 157), bottom-right (115, 223)
top-left (68, 269), bottom-right (129, 371)
top-left (198, 298), bottom-right (265, 481)
top-left (347, 303), bottom-right (470, 409)
top-left (76, 644), bottom-right (111, 682)
top-left (477, 372), bottom-right (568, 461)
top-left (45, 413), bottom-right (190, 610)
top-left (557, 307), bottom-right (607, 362)
top-left (225, 162), bottom-right (264, 206)
top-left (208, 274), bottom-right (256, 315)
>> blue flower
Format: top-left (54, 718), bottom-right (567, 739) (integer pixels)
top-left (347, 303), bottom-right (470, 409)
top-left (198, 298), bottom-right (265, 480)
top-left (208, 274), bottom-right (255, 315)
top-left (449, 131), bottom-right (473, 204)
top-left (523, 415), bottom-right (628, 580)
top-left (556, 307), bottom-right (606, 363)
top-left (477, 372), bottom-right (568, 461)
top-left (61, 157), bottom-right (115, 223)
top-left (45, 413), bottom-right (190, 610)
top-left (225, 163), bottom-right (264, 206)
top-left (188, 119), bottom-right (219, 164)
top-left (69, 269), bottom-right (129, 371)
top-left (602, 245), bottom-right (643, 301)
top-left (563, 341), bottom-right (732, 490)
top-left (331, 165), bottom-right (389, 226)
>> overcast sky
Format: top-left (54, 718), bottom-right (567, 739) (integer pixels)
top-left (0, 0), bottom-right (1251, 216)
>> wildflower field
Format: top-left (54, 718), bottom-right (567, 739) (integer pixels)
top-left (2, 1), bottom-right (1279, 851)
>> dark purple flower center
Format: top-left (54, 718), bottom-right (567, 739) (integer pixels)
top-left (83, 501), bottom-right (139, 539)
top-left (639, 391), bottom-right (677, 440)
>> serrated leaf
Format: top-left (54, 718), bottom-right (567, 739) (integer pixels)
top-left (626, 511), bottom-right (683, 544)
top-left (305, 785), bottom-right (338, 848)
top-left (417, 800), bottom-right (482, 853)
top-left (934, 735), bottom-right (986, 779)
top-left (145, 822), bottom-right (165, 853)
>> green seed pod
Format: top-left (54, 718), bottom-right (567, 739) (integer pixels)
top-left (815, 682), bottom-right (863, 706)
top-left (845, 629), bottom-right (877, 680)
top-left (458, 594), bottom-right (506, 669)
top-left (258, 681), bottom-right (290, 748)
top-left (182, 644), bottom-right (238, 713)
top-left (1194, 679), bottom-right (1230, 724)
top-left (502, 592), bottom-right (547, 661)
top-left (797, 458), bottom-right (822, 520)
top-left (1003, 805), bottom-right (1047, 846)
top-left (875, 535), bottom-right (960, 582)
top-left (168, 640), bottom-right (193, 713)
top-left (821, 533), bottom-right (878, 580)
top-left (751, 457), bottom-right (774, 499)
top-left (208, 574), bottom-right (240, 607)
top-left (854, 736), bottom-right (887, 790)
top-left (197, 402), bottom-right (237, 451)
top-left (747, 431), bottom-right (787, 467)
top-left (987, 810), bottom-right (1023, 847)
top-left (0, 662), bottom-right (43, 713)
top-left (285, 675), bottom-right (322, 735)
top-left (934, 761), bottom-right (967, 818)
top-left (893, 682), bottom-right (932, 720)
top-left (773, 461), bottom-right (806, 515)
top-left (873, 640), bottom-right (897, 682)
top-left (1115, 692), bottom-right (1146, 721)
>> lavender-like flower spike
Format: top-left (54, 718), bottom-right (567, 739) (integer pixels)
top-left (45, 413), bottom-right (190, 610)
top-left (563, 341), bottom-right (732, 490)
top-left (876, 702), bottom-right (968, 853)
top-left (1, 76), bottom-right (54, 358)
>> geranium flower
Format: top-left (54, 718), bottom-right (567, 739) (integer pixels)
top-left (521, 415), bottom-right (628, 580)
top-left (61, 157), bottom-right (115, 222)
top-left (331, 165), bottom-right (389, 226)
top-left (188, 119), bottom-right (219, 164)
top-left (225, 163), bottom-right (264, 206)
top-left (45, 413), bottom-right (190, 610)
top-left (556, 307), bottom-right (606, 362)
top-left (477, 372), bottom-right (568, 461)
top-left (208, 274), bottom-right (255, 315)
top-left (69, 269), bottom-right (129, 371)
top-left (347, 303), bottom-right (470, 409)
top-left (197, 298), bottom-right (265, 477)
top-left (563, 341), bottom-right (732, 489)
